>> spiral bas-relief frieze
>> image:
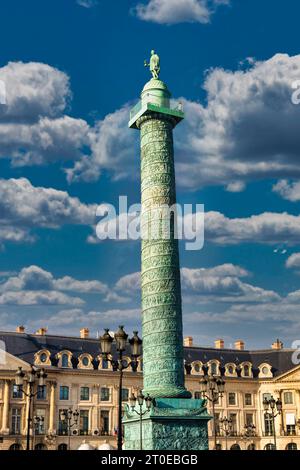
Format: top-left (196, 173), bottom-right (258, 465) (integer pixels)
top-left (139, 113), bottom-right (189, 398)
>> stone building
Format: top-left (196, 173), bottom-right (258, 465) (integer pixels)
top-left (0, 327), bottom-right (299, 450)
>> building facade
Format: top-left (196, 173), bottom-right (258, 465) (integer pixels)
top-left (0, 327), bottom-right (299, 450)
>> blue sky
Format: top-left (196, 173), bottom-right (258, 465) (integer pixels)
top-left (1, 0), bottom-right (300, 349)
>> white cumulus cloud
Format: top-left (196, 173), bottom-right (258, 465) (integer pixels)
top-left (134, 0), bottom-right (229, 24)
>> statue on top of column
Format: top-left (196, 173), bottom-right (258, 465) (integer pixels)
top-left (144, 50), bottom-right (160, 79)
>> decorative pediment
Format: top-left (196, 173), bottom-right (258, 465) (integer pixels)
top-left (0, 350), bottom-right (30, 370)
top-left (274, 365), bottom-right (300, 383)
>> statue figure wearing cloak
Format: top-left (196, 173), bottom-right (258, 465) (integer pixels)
top-left (144, 50), bottom-right (160, 79)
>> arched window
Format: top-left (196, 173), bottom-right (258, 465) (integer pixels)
top-left (264, 443), bottom-right (276, 451)
top-left (35, 443), bottom-right (47, 450)
top-left (240, 362), bottom-right (252, 378)
top-left (230, 444), bottom-right (241, 450)
top-left (215, 443), bottom-right (222, 451)
top-left (9, 443), bottom-right (22, 451)
top-left (286, 443), bottom-right (297, 451)
top-left (58, 443), bottom-right (68, 451)
top-left (225, 363), bottom-right (237, 377)
top-left (248, 444), bottom-right (256, 450)
top-left (62, 354), bottom-right (69, 368)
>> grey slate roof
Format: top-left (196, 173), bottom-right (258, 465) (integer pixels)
top-left (0, 331), bottom-right (296, 378)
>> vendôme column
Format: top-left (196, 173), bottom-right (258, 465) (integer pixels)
top-left (123, 51), bottom-right (210, 451)
top-left (134, 60), bottom-right (189, 399)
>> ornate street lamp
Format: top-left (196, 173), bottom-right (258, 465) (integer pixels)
top-left (219, 416), bottom-right (233, 451)
top-left (100, 326), bottom-right (142, 451)
top-left (60, 408), bottom-right (79, 450)
top-left (263, 396), bottom-right (282, 450)
top-left (199, 374), bottom-right (225, 450)
top-left (129, 390), bottom-right (152, 450)
top-left (15, 365), bottom-right (47, 451)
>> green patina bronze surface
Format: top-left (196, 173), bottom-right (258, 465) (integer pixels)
top-left (124, 399), bottom-right (210, 451)
top-left (131, 72), bottom-right (188, 399)
top-left (124, 53), bottom-right (210, 450)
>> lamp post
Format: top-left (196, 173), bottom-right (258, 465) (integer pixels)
top-left (219, 416), bottom-right (233, 451)
top-left (263, 396), bottom-right (282, 450)
top-left (129, 391), bottom-right (152, 450)
top-left (100, 326), bottom-right (142, 451)
top-left (199, 375), bottom-right (225, 450)
top-left (15, 365), bottom-right (47, 451)
top-left (59, 408), bottom-right (79, 450)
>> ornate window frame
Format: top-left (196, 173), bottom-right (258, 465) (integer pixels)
top-left (258, 362), bottom-right (273, 378)
top-left (97, 354), bottom-right (112, 370)
top-left (207, 360), bottom-right (220, 376)
top-left (78, 353), bottom-right (94, 370)
top-left (191, 361), bottom-right (203, 375)
top-left (34, 349), bottom-right (51, 367)
top-left (224, 363), bottom-right (238, 377)
top-left (56, 350), bottom-right (73, 369)
top-left (240, 361), bottom-right (253, 378)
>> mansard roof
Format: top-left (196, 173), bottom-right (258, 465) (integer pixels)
top-left (0, 330), bottom-right (296, 377)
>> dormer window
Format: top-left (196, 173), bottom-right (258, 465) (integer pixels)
top-left (78, 353), bottom-right (93, 369)
top-left (34, 349), bottom-right (51, 367)
top-left (207, 360), bottom-right (220, 376)
top-left (240, 362), bottom-right (253, 378)
top-left (97, 355), bottom-right (112, 370)
top-left (191, 361), bottom-right (203, 375)
top-left (258, 363), bottom-right (273, 378)
top-left (62, 354), bottom-right (69, 368)
top-left (225, 363), bottom-right (237, 377)
top-left (56, 351), bottom-right (72, 369)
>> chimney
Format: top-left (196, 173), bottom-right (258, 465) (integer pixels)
top-left (80, 328), bottom-right (90, 339)
top-left (16, 325), bottom-right (25, 334)
top-left (235, 340), bottom-right (245, 351)
top-left (184, 336), bottom-right (193, 347)
top-left (35, 327), bottom-right (47, 336)
top-left (215, 339), bottom-right (224, 349)
top-left (272, 339), bottom-right (283, 350)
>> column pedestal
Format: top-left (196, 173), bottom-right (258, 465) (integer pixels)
top-left (124, 398), bottom-right (210, 450)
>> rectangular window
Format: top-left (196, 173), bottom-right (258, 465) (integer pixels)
top-left (58, 409), bottom-right (69, 436)
top-left (80, 410), bottom-right (89, 435)
top-left (12, 384), bottom-right (23, 399)
top-left (101, 387), bottom-right (110, 402)
top-left (263, 392), bottom-right (272, 401)
top-left (245, 393), bottom-right (252, 406)
top-left (284, 391), bottom-right (293, 405)
top-left (229, 413), bottom-right (237, 435)
top-left (245, 413), bottom-right (254, 426)
top-left (264, 413), bottom-right (274, 436)
top-left (35, 409), bottom-right (46, 435)
top-left (194, 391), bottom-right (202, 399)
top-left (80, 387), bottom-right (90, 401)
top-left (228, 392), bottom-right (236, 406)
top-left (11, 408), bottom-right (21, 435)
top-left (286, 413), bottom-right (296, 435)
top-left (59, 386), bottom-right (69, 400)
top-left (37, 385), bottom-right (47, 400)
top-left (100, 410), bottom-right (110, 435)
top-left (121, 388), bottom-right (129, 402)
